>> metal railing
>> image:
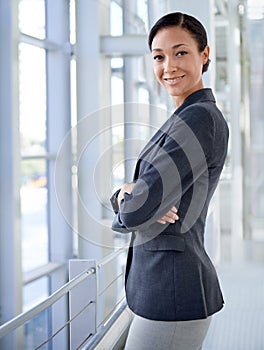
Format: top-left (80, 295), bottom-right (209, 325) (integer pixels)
top-left (0, 247), bottom-right (128, 349)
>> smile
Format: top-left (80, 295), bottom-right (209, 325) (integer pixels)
top-left (164, 75), bottom-right (184, 84)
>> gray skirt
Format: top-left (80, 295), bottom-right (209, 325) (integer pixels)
top-left (124, 313), bottom-right (212, 350)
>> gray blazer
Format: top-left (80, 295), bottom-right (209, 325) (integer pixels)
top-left (110, 88), bottom-right (229, 321)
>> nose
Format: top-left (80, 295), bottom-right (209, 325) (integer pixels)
top-left (164, 57), bottom-right (177, 73)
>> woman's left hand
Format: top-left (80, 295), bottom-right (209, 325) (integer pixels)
top-left (117, 183), bottom-right (179, 225)
top-left (157, 206), bottom-right (179, 224)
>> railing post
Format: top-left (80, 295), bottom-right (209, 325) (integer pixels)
top-left (69, 260), bottom-right (97, 350)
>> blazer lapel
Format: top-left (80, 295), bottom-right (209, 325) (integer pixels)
top-left (133, 118), bottom-right (173, 180)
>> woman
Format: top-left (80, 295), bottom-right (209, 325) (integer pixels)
top-left (110, 12), bottom-right (229, 350)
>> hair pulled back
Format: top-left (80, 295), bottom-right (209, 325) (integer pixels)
top-left (148, 12), bottom-right (210, 73)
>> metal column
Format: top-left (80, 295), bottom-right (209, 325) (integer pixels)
top-left (75, 0), bottom-right (120, 330)
top-left (0, 0), bottom-right (23, 348)
top-left (123, 0), bottom-right (140, 181)
top-left (75, 0), bottom-right (113, 259)
top-left (46, 0), bottom-right (73, 348)
top-left (227, 0), bottom-right (244, 260)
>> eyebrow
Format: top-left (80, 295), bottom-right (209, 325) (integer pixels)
top-left (152, 43), bottom-right (186, 52)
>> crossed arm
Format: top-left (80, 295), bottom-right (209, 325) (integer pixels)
top-left (111, 107), bottom-right (214, 233)
top-left (117, 182), bottom-right (179, 225)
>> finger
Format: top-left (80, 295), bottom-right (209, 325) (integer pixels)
top-left (157, 208), bottom-right (179, 224)
top-left (157, 219), bottom-right (166, 224)
top-left (159, 215), bottom-right (177, 224)
top-left (166, 216), bottom-right (177, 224)
top-left (171, 206), bottom-right (178, 213)
top-left (165, 211), bottom-right (179, 221)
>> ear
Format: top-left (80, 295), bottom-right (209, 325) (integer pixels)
top-left (202, 45), bottom-right (210, 64)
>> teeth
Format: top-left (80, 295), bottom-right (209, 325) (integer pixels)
top-left (165, 76), bottom-right (183, 83)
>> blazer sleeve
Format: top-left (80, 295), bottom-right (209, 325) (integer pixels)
top-left (110, 189), bottom-right (132, 233)
top-left (111, 105), bottom-right (215, 233)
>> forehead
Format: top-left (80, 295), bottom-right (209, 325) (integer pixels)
top-left (151, 26), bottom-right (197, 50)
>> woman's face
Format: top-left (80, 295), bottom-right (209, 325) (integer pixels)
top-left (151, 26), bottom-right (210, 107)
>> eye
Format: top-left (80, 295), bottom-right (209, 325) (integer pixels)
top-left (153, 55), bottom-right (163, 61)
top-left (176, 51), bottom-right (188, 57)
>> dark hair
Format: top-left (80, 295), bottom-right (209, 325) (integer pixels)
top-left (148, 12), bottom-right (210, 73)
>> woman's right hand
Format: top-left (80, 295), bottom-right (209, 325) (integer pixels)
top-left (157, 206), bottom-right (179, 225)
top-left (117, 182), bottom-right (135, 206)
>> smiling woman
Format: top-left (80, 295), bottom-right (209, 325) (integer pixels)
top-left (149, 15), bottom-right (210, 107)
top-left (110, 12), bottom-right (229, 350)
top-left (151, 26), bottom-right (210, 107)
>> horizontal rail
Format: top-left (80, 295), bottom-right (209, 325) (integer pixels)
top-left (0, 268), bottom-right (95, 338)
top-left (98, 271), bottom-right (124, 297)
top-left (21, 153), bottom-right (56, 161)
top-left (82, 298), bottom-right (128, 350)
top-left (97, 247), bottom-right (127, 269)
top-left (100, 34), bottom-right (148, 56)
top-left (35, 300), bottom-right (94, 350)
top-left (0, 247), bottom-right (127, 339)
top-left (19, 33), bottom-right (65, 52)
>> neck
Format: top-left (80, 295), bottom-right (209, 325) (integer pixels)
top-left (173, 84), bottom-right (205, 108)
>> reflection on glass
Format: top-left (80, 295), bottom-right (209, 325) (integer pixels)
top-left (19, 0), bottom-right (46, 39)
top-left (23, 277), bottom-right (49, 349)
top-left (21, 159), bottom-right (48, 272)
top-left (24, 310), bottom-right (49, 350)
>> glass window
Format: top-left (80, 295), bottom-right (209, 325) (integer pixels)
top-left (24, 309), bottom-right (49, 350)
top-left (15, 0), bottom-right (73, 346)
top-left (111, 58), bottom-right (125, 189)
top-left (110, 1), bottom-right (123, 36)
top-left (21, 159), bottom-right (48, 271)
top-left (248, 6), bottom-right (264, 228)
top-left (136, 0), bottom-right (148, 31)
top-left (23, 276), bottom-right (49, 312)
top-left (19, 42), bottom-right (48, 272)
top-left (23, 277), bottom-right (49, 349)
top-left (70, 0), bottom-right (76, 44)
top-left (19, 0), bottom-right (46, 39)
top-left (19, 43), bottom-right (46, 156)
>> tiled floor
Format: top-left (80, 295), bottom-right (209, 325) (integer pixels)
top-left (203, 240), bottom-right (264, 350)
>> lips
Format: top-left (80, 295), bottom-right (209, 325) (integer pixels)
top-left (164, 75), bottom-right (184, 84)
